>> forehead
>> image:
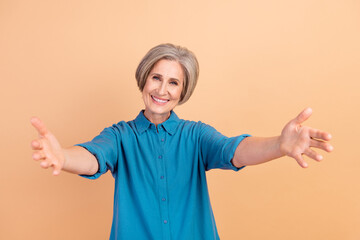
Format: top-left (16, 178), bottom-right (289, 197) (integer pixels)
top-left (150, 59), bottom-right (184, 82)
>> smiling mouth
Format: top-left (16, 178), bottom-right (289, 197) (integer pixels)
top-left (151, 95), bottom-right (169, 104)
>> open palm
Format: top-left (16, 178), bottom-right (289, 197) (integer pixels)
top-left (279, 108), bottom-right (333, 168)
top-left (30, 117), bottom-right (65, 175)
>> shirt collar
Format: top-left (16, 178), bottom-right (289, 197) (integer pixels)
top-left (134, 110), bottom-right (180, 135)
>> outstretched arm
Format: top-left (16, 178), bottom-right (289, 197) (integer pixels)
top-left (232, 108), bottom-right (333, 168)
top-left (30, 117), bottom-right (98, 176)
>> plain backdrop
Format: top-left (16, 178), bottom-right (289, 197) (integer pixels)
top-left (1, 0), bottom-right (359, 239)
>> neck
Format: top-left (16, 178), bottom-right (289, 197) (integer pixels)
top-left (143, 110), bottom-right (171, 126)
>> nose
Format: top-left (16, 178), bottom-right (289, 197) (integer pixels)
top-left (158, 81), bottom-right (167, 95)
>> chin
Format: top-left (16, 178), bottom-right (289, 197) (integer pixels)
top-left (150, 107), bottom-right (172, 116)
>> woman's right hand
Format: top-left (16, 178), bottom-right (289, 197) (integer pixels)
top-left (30, 117), bottom-right (65, 175)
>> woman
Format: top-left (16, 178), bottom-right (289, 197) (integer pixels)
top-left (30, 43), bottom-right (333, 240)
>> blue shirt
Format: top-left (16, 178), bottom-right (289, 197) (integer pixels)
top-left (77, 111), bottom-right (250, 240)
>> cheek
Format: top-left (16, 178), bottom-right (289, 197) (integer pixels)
top-left (176, 86), bottom-right (183, 99)
top-left (169, 88), bottom-right (181, 101)
top-left (177, 90), bottom-right (183, 99)
top-left (143, 79), bottom-right (159, 93)
top-left (142, 86), bottom-right (150, 101)
top-left (142, 81), bottom-right (152, 95)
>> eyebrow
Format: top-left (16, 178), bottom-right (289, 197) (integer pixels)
top-left (150, 73), bottom-right (181, 83)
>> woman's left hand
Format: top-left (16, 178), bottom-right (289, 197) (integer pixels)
top-left (279, 108), bottom-right (333, 168)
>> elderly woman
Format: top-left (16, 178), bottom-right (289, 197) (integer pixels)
top-left (30, 43), bottom-right (333, 240)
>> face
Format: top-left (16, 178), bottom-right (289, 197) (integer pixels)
top-left (142, 59), bottom-right (184, 124)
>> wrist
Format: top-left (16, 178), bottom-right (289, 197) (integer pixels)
top-left (61, 148), bottom-right (69, 171)
top-left (276, 136), bottom-right (287, 158)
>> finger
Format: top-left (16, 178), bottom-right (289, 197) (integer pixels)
top-left (52, 163), bottom-right (62, 176)
top-left (46, 155), bottom-right (62, 175)
top-left (294, 107), bottom-right (312, 125)
top-left (31, 140), bottom-right (43, 150)
top-left (293, 153), bottom-right (308, 168)
top-left (39, 151), bottom-right (55, 168)
top-left (30, 117), bottom-right (49, 136)
top-left (309, 128), bottom-right (332, 141)
top-left (40, 160), bottom-right (51, 169)
top-left (32, 151), bottom-right (46, 161)
top-left (310, 139), bottom-right (334, 152)
top-left (304, 148), bottom-right (323, 161)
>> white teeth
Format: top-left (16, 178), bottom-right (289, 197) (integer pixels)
top-left (152, 96), bottom-right (168, 103)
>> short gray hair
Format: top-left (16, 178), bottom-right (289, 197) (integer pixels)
top-left (135, 43), bottom-right (199, 105)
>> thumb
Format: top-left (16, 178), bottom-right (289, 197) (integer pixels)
top-left (52, 165), bottom-right (62, 176)
top-left (30, 117), bottom-right (49, 136)
top-left (293, 107), bottom-right (312, 125)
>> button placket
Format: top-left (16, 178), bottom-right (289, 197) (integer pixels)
top-left (156, 128), bottom-right (171, 238)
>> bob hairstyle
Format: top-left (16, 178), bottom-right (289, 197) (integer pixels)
top-left (135, 43), bottom-right (199, 105)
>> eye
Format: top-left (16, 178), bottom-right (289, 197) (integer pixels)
top-left (152, 76), bottom-right (160, 81)
top-left (170, 81), bottom-right (178, 86)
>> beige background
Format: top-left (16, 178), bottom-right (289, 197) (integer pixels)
top-left (1, 0), bottom-right (359, 239)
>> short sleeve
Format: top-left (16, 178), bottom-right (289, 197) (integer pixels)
top-left (76, 126), bottom-right (120, 179)
top-left (198, 123), bottom-right (251, 171)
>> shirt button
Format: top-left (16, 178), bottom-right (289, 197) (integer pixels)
top-left (164, 220), bottom-right (168, 224)
top-left (161, 139), bottom-right (164, 142)
top-left (160, 176), bottom-right (164, 179)
top-left (158, 155), bottom-right (162, 159)
top-left (162, 197), bottom-right (166, 201)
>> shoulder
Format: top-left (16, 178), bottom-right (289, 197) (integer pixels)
top-left (99, 120), bottom-right (136, 137)
top-left (176, 118), bottom-right (217, 135)
top-left (108, 120), bottom-right (133, 130)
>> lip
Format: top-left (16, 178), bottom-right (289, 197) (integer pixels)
top-left (151, 95), bottom-right (169, 105)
